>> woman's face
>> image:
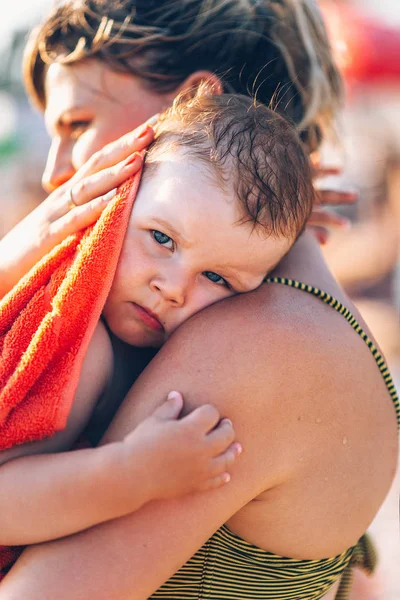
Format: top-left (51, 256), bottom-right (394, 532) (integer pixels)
top-left (102, 149), bottom-right (291, 347)
top-left (43, 59), bottom-right (175, 192)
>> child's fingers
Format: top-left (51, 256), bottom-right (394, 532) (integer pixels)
top-left (200, 472), bottom-right (231, 491)
top-left (184, 404), bottom-right (221, 433)
top-left (152, 391), bottom-right (184, 421)
top-left (206, 418), bottom-right (235, 455)
top-left (198, 442), bottom-right (243, 491)
top-left (210, 442), bottom-right (243, 476)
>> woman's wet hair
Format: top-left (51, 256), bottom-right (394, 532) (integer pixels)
top-left (145, 85), bottom-right (315, 240)
top-left (23, 0), bottom-right (343, 152)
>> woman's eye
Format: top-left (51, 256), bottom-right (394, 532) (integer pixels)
top-left (203, 271), bottom-right (229, 287)
top-left (151, 230), bottom-right (174, 250)
top-left (68, 121), bottom-right (91, 139)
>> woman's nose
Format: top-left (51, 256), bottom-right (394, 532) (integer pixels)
top-left (41, 140), bottom-right (76, 193)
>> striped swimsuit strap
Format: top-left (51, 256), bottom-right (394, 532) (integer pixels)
top-left (265, 277), bottom-right (400, 428)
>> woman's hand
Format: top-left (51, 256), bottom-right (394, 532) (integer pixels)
top-left (307, 163), bottom-right (358, 244)
top-left (120, 391), bottom-right (242, 503)
top-left (0, 122), bottom-right (155, 298)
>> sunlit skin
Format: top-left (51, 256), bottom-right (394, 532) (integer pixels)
top-left (0, 37), bottom-right (391, 600)
top-left (43, 60), bottom-right (176, 190)
top-left (43, 61), bottom-right (291, 349)
top-left (103, 149), bottom-right (292, 347)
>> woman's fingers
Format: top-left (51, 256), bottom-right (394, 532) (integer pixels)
top-left (66, 152), bottom-right (143, 206)
top-left (315, 188), bottom-right (359, 206)
top-left (311, 164), bottom-right (342, 179)
top-left (307, 208), bottom-right (351, 229)
top-left (43, 119), bottom-right (155, 226)
top-left (48, 190), bottom-right (118, 241)
top-left (71, 153), bottom-right (142, 206)
top-left (307, 226), bottom-right (330, 245)
top-left (310, 160), bottom-right (359, 207)
top-left (306, 208), bottom-right (351, 245)
top-left (50, 152), bottom-right (143, 221)
top-left (74, 121), bottom-right (155, 180)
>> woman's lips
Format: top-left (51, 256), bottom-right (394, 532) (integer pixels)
top-left (131, 303), bottom-right (164, 331)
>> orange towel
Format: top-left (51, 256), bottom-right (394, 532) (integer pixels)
top-left (0, 169), bottom-right (142, 579)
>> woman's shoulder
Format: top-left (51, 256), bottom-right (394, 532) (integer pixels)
top-left (164, 234), bottom-right (396, 447)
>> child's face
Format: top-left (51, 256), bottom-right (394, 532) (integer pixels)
top-left (103, 149), bottom-right (292, 347)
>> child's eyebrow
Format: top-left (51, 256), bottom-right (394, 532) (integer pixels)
top-left (149, 217), bottom-right (189, 247)
top-left (222, 270), bottom-right (263, 293)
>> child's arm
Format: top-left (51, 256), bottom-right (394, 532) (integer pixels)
top-left (0, 322), bottom-right (239, 546)
top-left (0, 395), bottom-right (238, 546)
top-left (0, 321), bottom-right (113, 544)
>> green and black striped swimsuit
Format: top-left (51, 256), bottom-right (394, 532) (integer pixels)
top-left (151, 278), bottom-right (399, 600)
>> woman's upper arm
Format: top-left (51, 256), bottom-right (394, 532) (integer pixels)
top-left (0, 292), bottom-right (308, 600)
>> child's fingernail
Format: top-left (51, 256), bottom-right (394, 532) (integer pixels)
top-left (167, 391), bottom-right (180, 401)
top-left (222, 473), bottom-right (231, 483)
top-left (125, 152), bottom-right (141, 166)
top-left (221, 418), bottom-right (233, 427)
top-left (103, 188), bottom-right (117, 202)
top-left (235, 443), bottom-right (243, 455)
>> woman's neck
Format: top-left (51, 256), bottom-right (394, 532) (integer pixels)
top-left (272, 232), bottom-right (347, 301)
top-left (271, 231), bottom-right (383, 350)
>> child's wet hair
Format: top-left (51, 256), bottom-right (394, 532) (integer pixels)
top-left (23, 0), bottom-right (343, 153)
top-left (146, 86), bottom-right (315, 240)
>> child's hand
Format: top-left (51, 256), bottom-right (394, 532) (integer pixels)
top-left (121, 391), bottom-right (242, 502)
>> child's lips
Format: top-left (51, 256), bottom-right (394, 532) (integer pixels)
top-left (131, 302), bottom-right (164, 331)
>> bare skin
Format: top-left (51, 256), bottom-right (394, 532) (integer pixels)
top-left (0, 234), bottom-right (397, 600)
top-left (0, 61), bottom-right (394, 598)
top-left (0, 322), bottom-right (240, 545)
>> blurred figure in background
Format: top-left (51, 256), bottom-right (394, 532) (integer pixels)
top-left (0, 23), bottom-right (48, 238)
top-left (320, 0), bottom-right (400, 372)
top-left (320, 2), bottom-right (400, 599)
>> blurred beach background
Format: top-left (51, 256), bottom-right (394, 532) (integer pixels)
top-left (0, 1), bottom-right (399, 598)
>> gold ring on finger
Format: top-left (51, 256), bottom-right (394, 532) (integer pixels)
top-left (66, 188), bottom-right (77, 211)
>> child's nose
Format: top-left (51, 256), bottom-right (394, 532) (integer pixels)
top-left (150, 271), bottom-right (189, 307)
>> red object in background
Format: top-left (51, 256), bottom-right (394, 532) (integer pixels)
top-left (321, 2), bottom-right (400, 84)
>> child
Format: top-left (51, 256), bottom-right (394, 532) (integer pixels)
top-left (0, 89), bottom-right (314, 550)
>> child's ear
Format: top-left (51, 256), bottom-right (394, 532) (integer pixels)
top-left (175, 71), bottom-right (224, 97)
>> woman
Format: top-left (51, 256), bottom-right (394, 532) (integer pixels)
top-left (0, 1), bottom-right (397, 599)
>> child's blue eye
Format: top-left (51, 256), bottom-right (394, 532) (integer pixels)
top-left (152, 230), bottom-right (174, 249)
top-left (203, 271), bottom-right (229, 287)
